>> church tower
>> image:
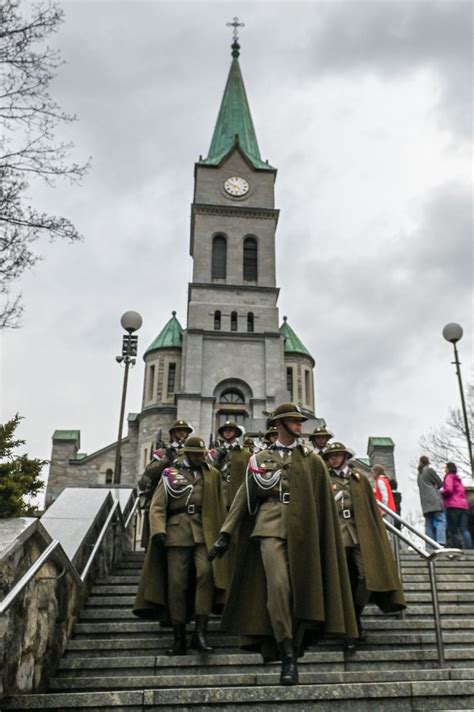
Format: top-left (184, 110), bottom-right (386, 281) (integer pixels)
top-left (176, 35), bottom-right (309, 440)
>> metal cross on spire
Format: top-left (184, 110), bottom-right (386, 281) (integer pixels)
top-left (227, 16), bottom-right (244, 58)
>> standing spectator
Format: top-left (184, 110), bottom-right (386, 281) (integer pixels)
top-left (441, 462), bottom-right (473, 550)
top-left (371, 465), bottom-right (396, 517)
top-left (389, 478), bottom-right (402, 530)
top-left (417, 456), bottom-right (446, 548)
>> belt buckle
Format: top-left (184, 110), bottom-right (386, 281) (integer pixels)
top-left (187, 504), bottom-right (195, 514)
top-left (342, 508), bottom-right (351, 519)
top-left (281, 492), bottom-right (290, 505)
top-left (226, 474), bottom-right (231, 483)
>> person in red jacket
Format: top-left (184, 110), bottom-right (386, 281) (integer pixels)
top-left (371, 465), bottom-right (396, 517)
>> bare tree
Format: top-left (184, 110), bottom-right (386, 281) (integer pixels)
top-left (419, 383), bottom-right (473, 480)
top-left (0, 0), bottom-right (89, 328)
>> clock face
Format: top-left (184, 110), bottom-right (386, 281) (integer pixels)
top-left (224, 176), bottom-right (250, 197)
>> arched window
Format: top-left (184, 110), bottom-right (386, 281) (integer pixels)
top-left (220, 389), bottom-right (245, 404)
top-left (247, 312), bottom-right (254, 333)
top-left (231, 311), bottom-right (238, 331)
top-left (105, 468), bottom-right (113, 484)
top-left (214, 310), bottom-right (221, 330)
top-left (212, 235), bottom-right (227, 279)
top-left (243, 236), bottom-right (258, 281)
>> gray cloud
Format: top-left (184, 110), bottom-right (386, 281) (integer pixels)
top-left (304, 1), bottom-right (472, 138)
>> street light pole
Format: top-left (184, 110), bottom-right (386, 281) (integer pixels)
top-left (442, 322), bottom-right (474, 479)
top-left (114, 311), bottom-right (143, 485)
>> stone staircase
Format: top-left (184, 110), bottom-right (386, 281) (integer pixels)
top-left (4, 550), bottom-right (474, 711)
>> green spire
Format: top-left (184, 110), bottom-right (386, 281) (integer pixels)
top-left (200, 43), bottom-right (275, 171)
top-left (280, 316), bottom-right (313, 360)
top-left (145, 311), bottom-right (182, 354)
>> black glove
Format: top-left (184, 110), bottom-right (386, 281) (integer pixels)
top-left (165, 447), bottom-right (176, 462)
top-left (152, 533), bottom-right (166, 549)
top-left (207, 532), bottom-right (231, 561)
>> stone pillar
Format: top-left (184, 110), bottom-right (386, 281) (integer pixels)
top-left (367, 437), bottom-right (396, 479)
top-left (46, 431), bottom-right (81, 507)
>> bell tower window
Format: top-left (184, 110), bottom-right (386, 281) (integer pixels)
top-left (214, 310), bottom-right (221, 330)
top-left (212, 235), bottom-right (227, 279)
top-left (231, 311), bottom-right (238, 331)
top-left (247, 312), bottom-right (254, 332)
top-left (243, 236), bottom-right (258, 281)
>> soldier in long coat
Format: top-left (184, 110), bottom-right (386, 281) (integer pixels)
top-left (208, 403), bottom-right (357, 686)
top-left (138, 419), bottom-right (193, 548)
top-left (322, 441), bottom-right (406, 649)
top-left (309, 424), bottom-right (333, 456)
top-left (211, 420), bottom-right (251, 509)
top-left (133, 436), bottom-right (229, 656)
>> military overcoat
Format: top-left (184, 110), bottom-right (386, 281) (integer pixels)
top-left (220, 445), bottom-right (358, 659)
top-left (212, 445), bottom-right (251, 508)
top-left (133, 461), bottom-right (229, 620)
top-left (347, 468), bottom-right (406, 612)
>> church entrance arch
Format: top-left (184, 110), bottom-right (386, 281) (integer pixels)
top-left (213, 379), bottom-right (252, 436)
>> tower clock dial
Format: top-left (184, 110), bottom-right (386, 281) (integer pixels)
top-left (224, 176), bottom-right (250, 197)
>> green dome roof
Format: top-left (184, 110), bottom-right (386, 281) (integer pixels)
top-left (280, 316), bottom-right (313, 361)
top-left (199, 50), bottom-right (275, 172)
top-left (145, 311), bottom-right (182, 354)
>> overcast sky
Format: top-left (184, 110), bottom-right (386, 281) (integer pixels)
top-left (1, 0), bottom-right (472, 515)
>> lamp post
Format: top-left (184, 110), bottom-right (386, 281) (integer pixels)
top-left (114, 311), bottom-right (143, 484)
top-left (442, 322), bottom-right (473, 478)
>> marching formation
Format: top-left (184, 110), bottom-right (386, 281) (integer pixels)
top-left (133, 403), bottom-right (406, 686)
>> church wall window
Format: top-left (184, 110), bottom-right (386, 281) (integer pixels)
top-left (214, 310), bottom-right (221, 330)
top-left (304, 369), bottom-right (311, 408)
top-left (243, 236), bottom-right (258, 281)
top-left (147, 364), bottom-right (155, 401)
top-left (247, 312), bottom-right (254, 332)
top-left (220, 388), bottom-right (245, 404)
top-left (287, 367), bottom-right (294, 399)
top-left (105, 468), bottom-right (113, 484)
top-left (167, 363), bottom-right (176, 394)
top-left (212, 235), bottom-right (227, 279)
top-left (231, 311), bottom-right (238, 331)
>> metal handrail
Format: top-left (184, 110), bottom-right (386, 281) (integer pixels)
top-left (379, 501), bottom-right (463, 667)
top-left (0, 540), bottom-right (82, 616)
top-left (80, 500), bottom-right (120, 582)
top-left (0, 493), bottom-right (141, 616)
top-left (124, 493), bottom-right (140, 529)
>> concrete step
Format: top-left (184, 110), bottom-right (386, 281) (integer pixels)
top-left (78, 604), bottom-right (474, 622)
top-left (58, 648), bottom-right (474, 674)
top-left (72, 618), bottom-right (474, 635)
top-left (83, 591), bottom-right (474, 608)
top-left (48, 667), bottom-right (464, 691)
top-left (4, 677), bottom-right (474, 710)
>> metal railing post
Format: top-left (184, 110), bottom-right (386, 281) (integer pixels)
top-left (428, 556), bottom-right (445, 668)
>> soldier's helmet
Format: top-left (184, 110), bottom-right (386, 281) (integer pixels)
top-left (321, 441), bottom-right (354, 460)
top-left (309, 425), bottom-right (334, 444)
top-left (169, 419), bottom-right (193, 436)
top-left (269, 402), bottom-right (308, 424)
top-left (263, 426), bottom-right (278, 443)
top-left (217, 420), bottom-right (244, 438)
top-left (182, 435), bottom-right (208, 453)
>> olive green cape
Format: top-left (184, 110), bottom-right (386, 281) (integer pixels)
top-left (227, 448), bottom-right (251, 504)
top-left (350, 469), bottom-right (406, 612)
top-left (133, 463), bottom-right (229, 620)
top-left (220, 446), bottom-right (358, 659)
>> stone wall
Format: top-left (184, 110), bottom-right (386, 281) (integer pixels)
top-left (0, 496), bottom-right (131, 699)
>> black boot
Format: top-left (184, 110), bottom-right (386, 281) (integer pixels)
top-left (167, 624), bottom-right (187, 656)
top-left (190, 615), bottom-right (213, 653)
top-left (278, 638), bottom-right (298, 686)
top-left (355, 606), bottom-right (366, 642)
